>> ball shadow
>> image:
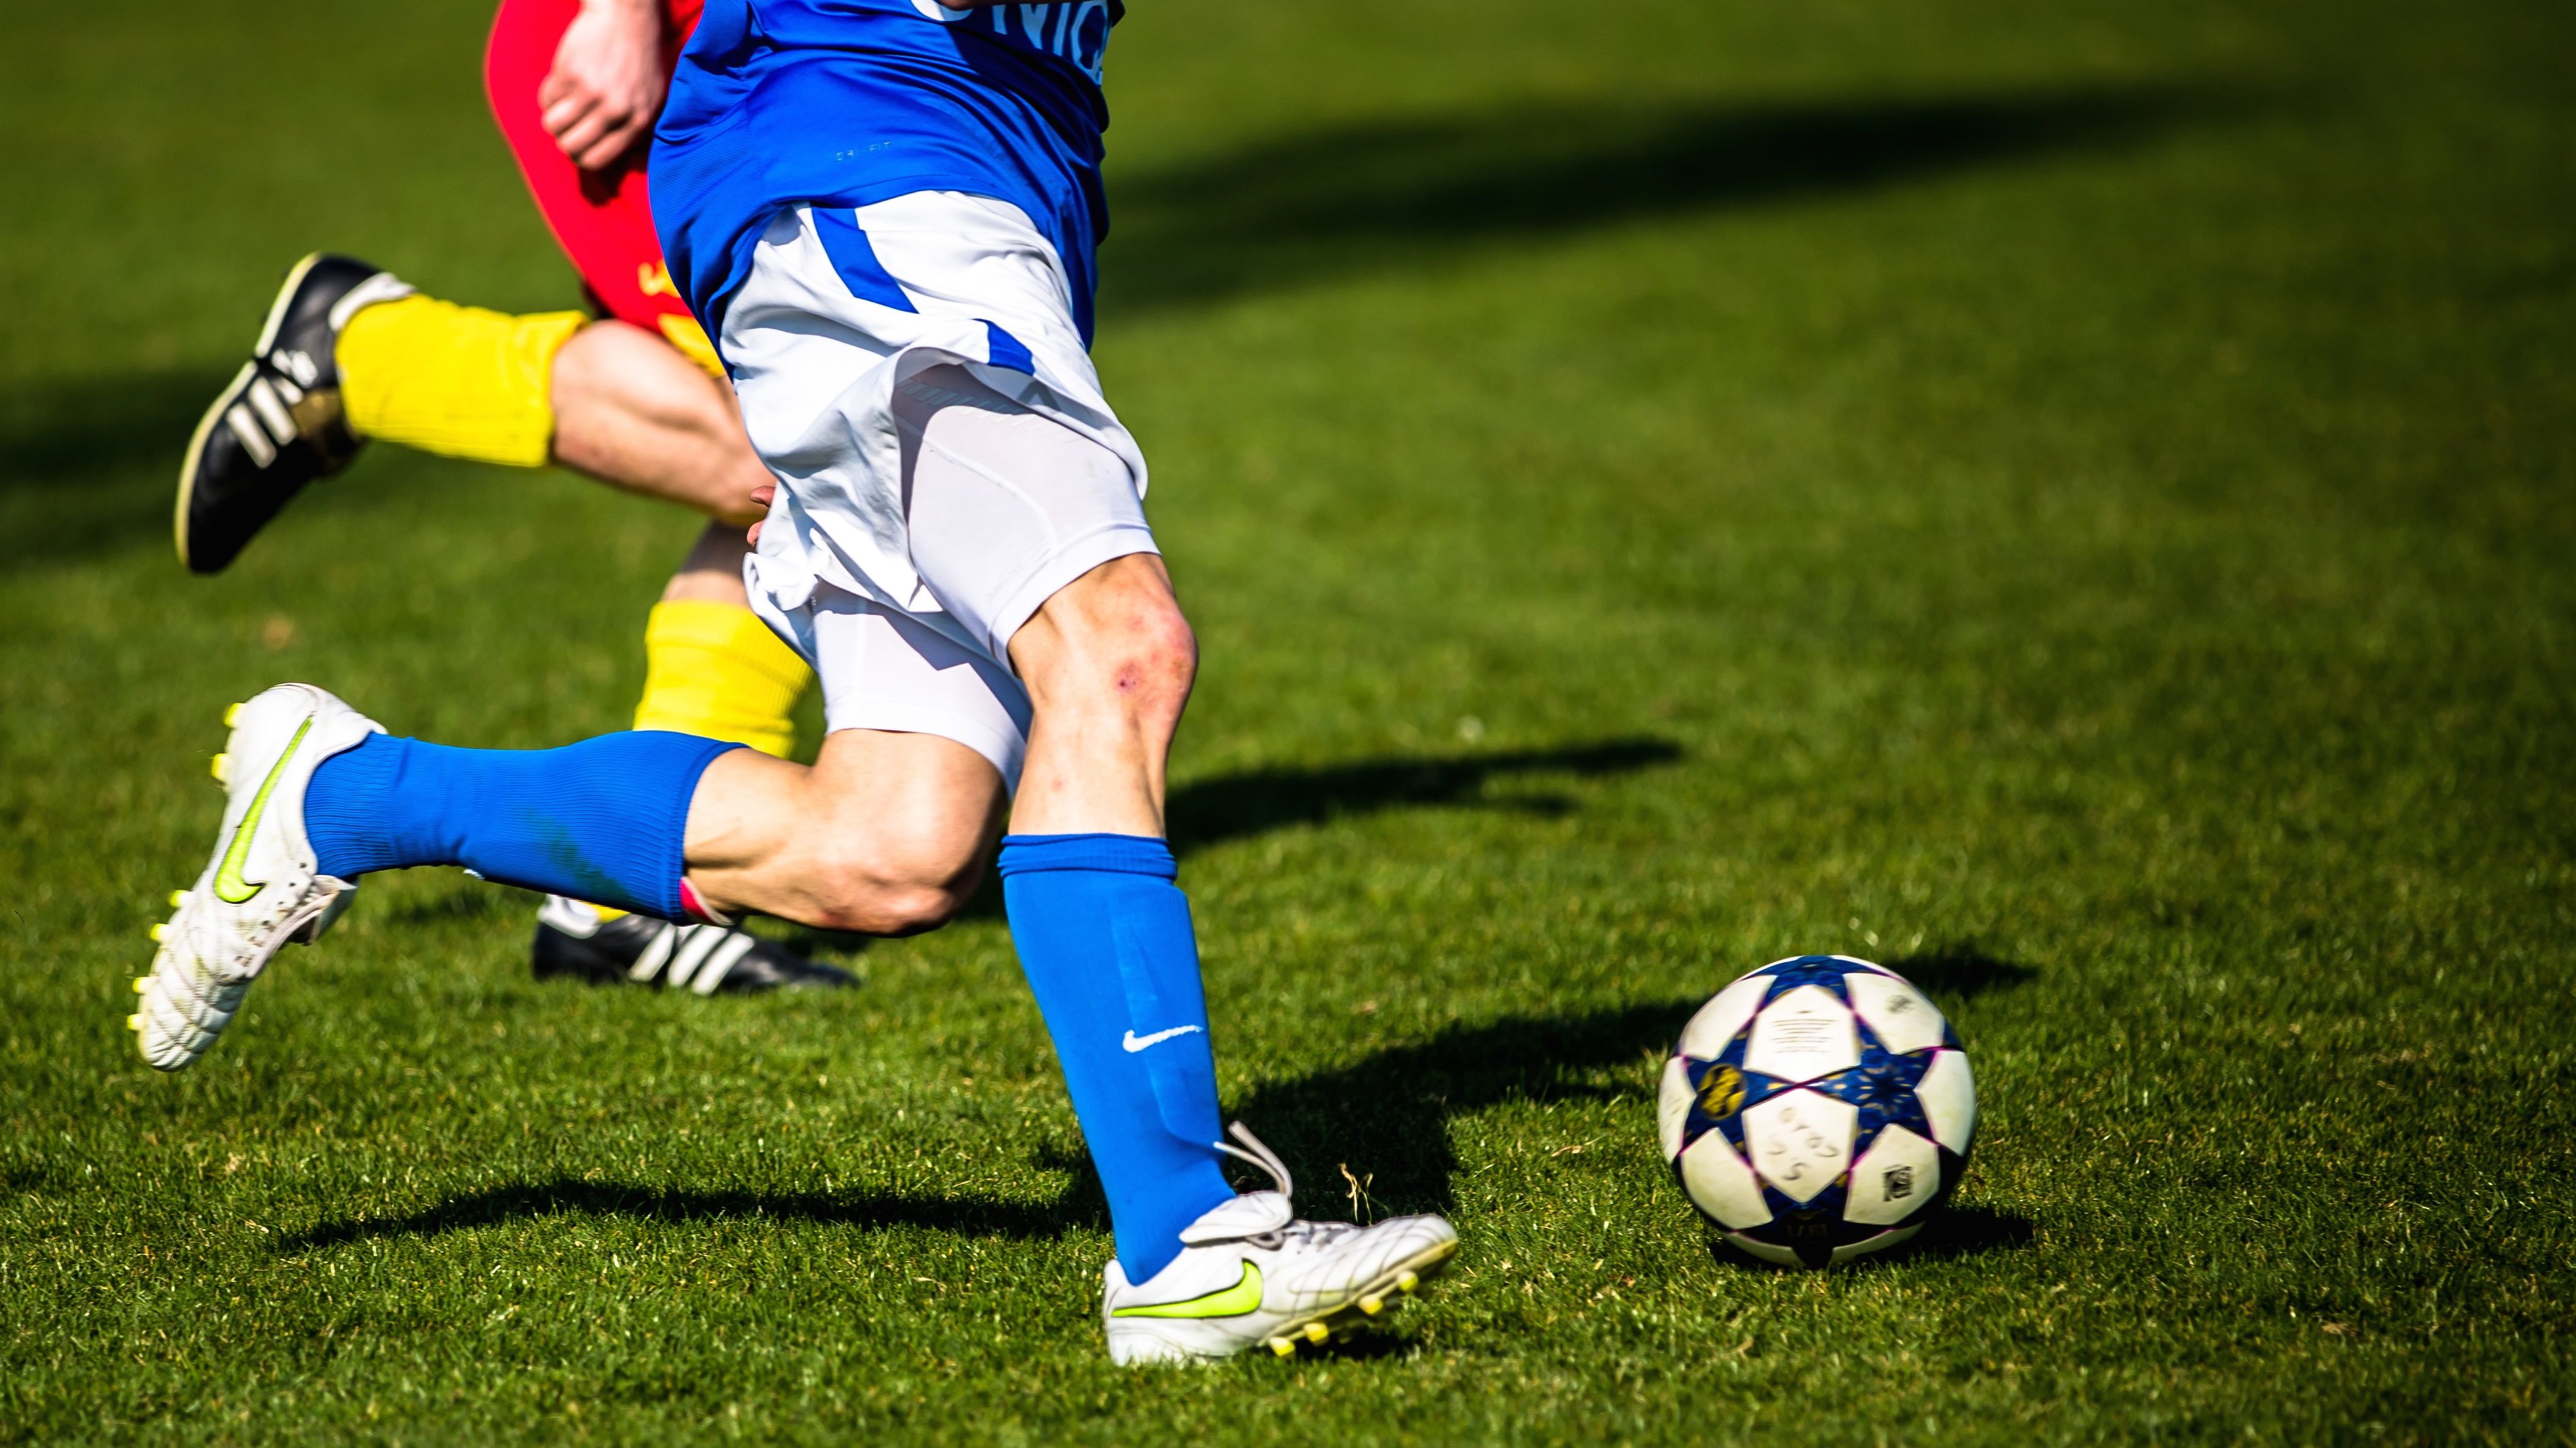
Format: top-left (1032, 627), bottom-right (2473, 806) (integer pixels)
top-left (1882, 946), bottom-right (2039, 1001)
top-left (1705, 1205), bottom-right (2037, 1273)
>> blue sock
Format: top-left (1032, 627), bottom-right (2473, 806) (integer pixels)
top-left (999, 833), bottom-right (1236, 1283)
top-left (303, 731), bottom-right (742, 921)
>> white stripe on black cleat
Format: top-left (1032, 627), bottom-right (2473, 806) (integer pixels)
top-left (176, 252), bottom-right (413, 574)
top-left (530, 896), bottom-right (856, 995)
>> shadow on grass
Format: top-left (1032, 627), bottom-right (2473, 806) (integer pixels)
top-left (1704, 1205), bottom-right (2037, 1272)
top-left (1278, 1333), bottom-right (1421, 1365)
top-left (945, 736), bottom-right (1683, 921)
top-left (1225, 1000), bottom-right (1697, 1216)
top-left (1883, 946), bottom-right (2039, 1000)
top-left (1169, 737), bottom-right (1682, 854)
top-left (1229, 998), bottom-right (2037, 1265)
top-left (6, 86), bottom-right (2219, 567)
top-left (276, 1002), bottom-right (1685, 1252)
top-left (0, 370), bottom-right (228, 572)
top-left (1105, 85), bottom-right (2213, 313)
top-left (1912, 1205), bottom-right (2036, 1260)
top-left (277, 1001), bottom-right (2032, 1271)
top-left (279, 1179), bottom-right (1083, 1253)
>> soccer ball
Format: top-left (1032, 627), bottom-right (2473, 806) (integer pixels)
top-left (1657, 955), bottom-right (1976, 1268)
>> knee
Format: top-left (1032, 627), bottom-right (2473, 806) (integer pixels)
top-left (1029, 563), bottom-right (1198, 729)
top-left (1098, 601), bottom-right (1197, 729)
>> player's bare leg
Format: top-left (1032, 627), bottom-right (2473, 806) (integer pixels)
top-left (1004, 554), bottom-right (1196, 838)
top-left (675, 552), bottom-right (1188, 927)
top-left (175, 259), bottom-right (839, 993)
top-left (672, 548), bottom-right (1452, 1362)
top-left (148, 185), bottom-right (1461, 1355)
top-left (680, 730), bottom-right (1006, 933)
top-left (533, 517), bottom-right (855, 993)
top-left (657, 520), bottom-right (758, 607)
top-left (550, 319), bottom-right (770, 526)
top-left (177, 262), bottom-right (771, 572)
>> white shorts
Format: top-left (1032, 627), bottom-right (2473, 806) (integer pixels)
top-left (723, 192), bottom-right (1157, 789)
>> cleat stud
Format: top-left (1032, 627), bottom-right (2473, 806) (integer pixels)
top-left (1268, 1337), bottom-right (1297, 1357)
top-left (169, 890), bottom-right (189, 909)
top-left (149, 923), bottom-right (169, 943)
top-left (126, 1014), bottom-right (142, 1031)
top-left (210, 753), bottom-right (230, 784)
top-left (133, 977), bottom-right (150, 994)
top-left (224, 703), bottom-right (243, 727)
top-left (1360, 1294), bottom-right (1384, 1316)
top-left (1303, 1321), bottom-right (1330, 1344)
top-left (1396, 1271), bottom-right (1420, 1294)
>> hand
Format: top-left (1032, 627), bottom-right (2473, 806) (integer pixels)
top-left (747, 484), bottom-right (776, 545)
top-left (539, 0), bottom-right (667, 172)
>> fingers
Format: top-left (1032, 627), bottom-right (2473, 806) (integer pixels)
top-left (573, 116), bottom-right (646, 170)
top-left (746, 485), bottom-right (775, 547)
top-left (541, 91), bottom-right (599, 147)
top-left (545, 93), bottom-right (645, 169)
top-left (551, 110), bottom-right (645, 170)
top-left (539, 15), bottom-right (660, 169)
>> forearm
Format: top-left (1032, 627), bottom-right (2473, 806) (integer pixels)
top-left (575, 0), bottom-right (661, 53)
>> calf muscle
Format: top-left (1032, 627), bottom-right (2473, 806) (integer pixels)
top-left (681, 728), bottom-right (1006, 931)
top-left (549, 320), bottom-right (770, 525)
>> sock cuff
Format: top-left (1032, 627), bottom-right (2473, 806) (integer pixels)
top-left (997, 833), bottom-right (1176, 880)
top-left (616, 733), bottom-right (748, 920)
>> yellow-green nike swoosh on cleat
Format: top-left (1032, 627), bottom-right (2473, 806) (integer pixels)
top-left (1100, 1123), bottom-right (1460, 1365)
top-left (1111, 1262), bottom-right (1262, 1319)
top-left (211, 716), bottom-right (311, 903)
top-left (132, 684), bottom-right (381, 1072)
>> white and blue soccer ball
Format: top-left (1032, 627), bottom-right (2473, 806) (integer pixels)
top-left (1657, 955), bottom-right (1977, 1268)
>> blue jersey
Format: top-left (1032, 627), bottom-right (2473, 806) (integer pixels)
top-left (651, 0), bottom-right (1123, 346)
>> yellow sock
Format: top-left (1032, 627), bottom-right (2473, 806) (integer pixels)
top-left (631, 600), bottom-right (813, 759)
top-left (336, 294), bottom-right (586, 466)
top-left (589, 602), bottom-right (809, 926)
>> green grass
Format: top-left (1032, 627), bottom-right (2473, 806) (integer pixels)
top-left (3, 0), bottom-right (2572, 1440)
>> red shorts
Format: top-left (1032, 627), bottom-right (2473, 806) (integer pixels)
top-left (484, 0), bottom-right (713, 360)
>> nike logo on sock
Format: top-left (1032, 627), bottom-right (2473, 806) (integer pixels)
top-left (1121, 1025), bottom-right (1203, 1053)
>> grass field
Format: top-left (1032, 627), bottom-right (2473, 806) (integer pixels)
top-left (4, 0), bottom-right (2572, 1440)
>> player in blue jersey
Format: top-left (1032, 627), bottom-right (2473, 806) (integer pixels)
top-left (131, 0), bottom-right (1458, 1363)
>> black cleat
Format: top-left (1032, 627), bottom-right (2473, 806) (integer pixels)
top-left (531, 895), bottom-right (856, 995)
top-left (175, 252), bottom-right (413, 574)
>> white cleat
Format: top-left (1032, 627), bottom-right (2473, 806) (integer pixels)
top-left (1101, 1123), bottom-right (1459, 1366)
top-left (131, 684), bottom-right (382, 1071)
